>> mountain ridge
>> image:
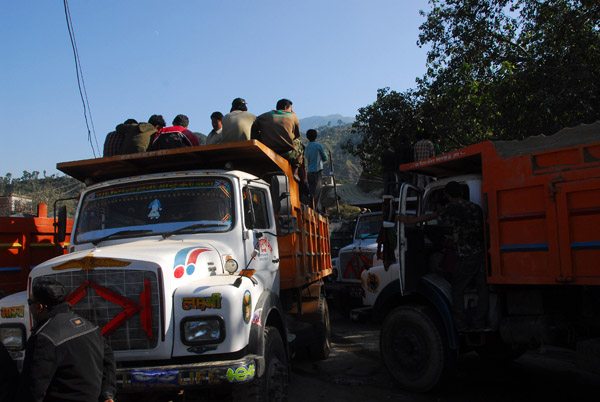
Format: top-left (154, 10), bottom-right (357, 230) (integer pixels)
top-left (299, 114), bottom-right (354, 131)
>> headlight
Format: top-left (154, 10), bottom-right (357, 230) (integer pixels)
top-left (225, 258), bottom-right (238, 274)
top-left (180, 317), bottom-right (225, 345)
top-left (0, 324), bottom-right (26, 351)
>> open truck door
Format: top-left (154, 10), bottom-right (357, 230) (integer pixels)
top-left (396, 183), bottom-right (422, 295)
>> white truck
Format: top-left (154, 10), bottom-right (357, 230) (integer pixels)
top-left (325, 211), bottom-right (382, 311)
top-left (0, 141), bottom-right (333, 401)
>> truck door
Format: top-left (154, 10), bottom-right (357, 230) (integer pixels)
top-left (242, 185), bottom-right (280, 291)
top-left (553, 177), bottom-right (600, 285)
top-left (397, 183), bottom-right (422, 295)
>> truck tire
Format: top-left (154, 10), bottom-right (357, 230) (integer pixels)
top-left (308, 294), bottom-right (332, 360)
top-left (380, 304), bottom-right (452, 392)
top-left (236, 326), bottom-right (289, 402)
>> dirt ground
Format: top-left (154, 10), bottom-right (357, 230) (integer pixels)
top-left (117, 307), bottom-right (600, 402)
top-left (289, 308), bottom-right (600, 402)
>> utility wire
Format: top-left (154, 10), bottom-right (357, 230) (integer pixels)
top-left (63, 0), bottom-right (100, 157)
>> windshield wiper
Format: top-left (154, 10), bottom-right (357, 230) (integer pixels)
top-left (162, 223), bottom-right (228, 238)
top-left (91, 230), bottom-right (153, 245)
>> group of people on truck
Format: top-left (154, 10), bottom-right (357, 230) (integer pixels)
top-left (102, 97), bottom-right (330, 213)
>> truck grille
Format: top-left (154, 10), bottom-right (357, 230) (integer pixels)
top-left (39, 270), bottom-right (160, 351)
top-left (338, 250), bottom-right (375, 280)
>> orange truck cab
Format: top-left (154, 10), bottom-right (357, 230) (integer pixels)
top-left (357, 121), bottom-right (600, 391)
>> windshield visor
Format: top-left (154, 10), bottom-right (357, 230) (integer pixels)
top-left (75, 177), bottom-right (234, 244)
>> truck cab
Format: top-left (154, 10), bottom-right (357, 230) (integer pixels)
top-left (359, 175), bottom-right (482, 320)
top-left (326, 211), bottom-right (382, 310)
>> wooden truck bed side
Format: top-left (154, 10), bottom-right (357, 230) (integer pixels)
top-left (0, 204), bottom-right (73, 295)
top-left (57, 141), bottom-right (332, 290)
top-left (400, 121), bottom-right (600, 286)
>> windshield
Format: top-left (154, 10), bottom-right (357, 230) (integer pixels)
top-left (354, 215), bottom-right (382, 239)
top-left (75, 177), bottom-right (234, 244)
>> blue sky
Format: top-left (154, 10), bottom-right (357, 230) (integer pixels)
top-left (0, 0), bottom-right (430, 177)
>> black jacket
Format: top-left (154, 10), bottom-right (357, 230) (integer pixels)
top-left (17, 303), bottom-right (116, 402)
top-left (0, 342), bottom-right (19, 402)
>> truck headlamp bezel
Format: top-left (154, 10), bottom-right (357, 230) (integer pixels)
top-left (0, 324), bottom-right (26, 351)
top-left (180, 316), bottom-right (225, 346)
top-left (225, 258), bottom-right (238, 274)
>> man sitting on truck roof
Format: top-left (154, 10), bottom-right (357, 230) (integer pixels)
top-left (103, 118), bottom-right (137, 157)
top-left (221, 98), bottom-right (256, 143)
top-left (252, 98), bottom-right (303, 181)
top-left (398, 181), bottom-right (489, 331)
top-left (149, 114), bottom-right (200, 150)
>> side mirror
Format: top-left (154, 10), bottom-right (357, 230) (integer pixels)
top-left (277, 215), bottom-right (298, 235)
top-left (55, 206), bottom-right (67, 244)
top-left (270, 175), bottom-right (291, 215)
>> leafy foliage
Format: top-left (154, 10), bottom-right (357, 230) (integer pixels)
top-left (348, 0), bottom-right (600, 170)
top-left (1, 171), bottom-right (82, 216)
top-left (344, 88), bottom-right (419, 174)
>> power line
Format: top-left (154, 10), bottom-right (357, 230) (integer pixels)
top-left (63, 0), bottom-right (100, 157)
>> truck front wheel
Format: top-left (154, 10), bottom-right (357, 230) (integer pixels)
top-left (308, 294), bottom-right (331, 360)
top-left (380, 304), bottom-right (452, 392)
top-left (236, 326), bottom-right (289, 402)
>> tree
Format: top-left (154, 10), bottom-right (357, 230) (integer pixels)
top-left (343, 88), bottom-right (419, 173)
top-left (417, 0), bottom-right (600, 144)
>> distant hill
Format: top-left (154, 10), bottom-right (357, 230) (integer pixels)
top-left (299, 114), bottom-right (354, 131)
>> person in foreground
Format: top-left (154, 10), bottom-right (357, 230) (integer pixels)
top-left (17, 277), bottom-right (116, 402)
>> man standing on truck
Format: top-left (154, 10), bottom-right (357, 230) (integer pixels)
top-left (17, 278), bottom-right (116, 402)
top-left (398, 181), bottom-right (489, 331)
top-left (305, 129), bottom-right (328, 212)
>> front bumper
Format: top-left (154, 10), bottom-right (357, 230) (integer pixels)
top-left (324, 281), bottom-right (363, 299)
top-left (117, 355), bottom-right (258, 390)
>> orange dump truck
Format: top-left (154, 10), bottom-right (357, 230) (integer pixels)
top-left (0, 140), bottom-right (332, 400)
top-left (0, 204), bottom-right (72, 296)
top-left (358, 121), bottom-right (600, 391)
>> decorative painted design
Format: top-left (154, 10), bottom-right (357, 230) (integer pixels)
top-left (66, 279), bottom-right (153, 339)
top-left (366, 272), bottom-right (380, 293)
top-left (226, 364), bottom-right (255, 383)
top-left (131, 370), bottom-right (179, 385)
top-left (148, 199), bottom-right (162, 219)
top-left (182, 294), bottom-right (222, 311)
top-left (251, 308), bottom-right (263, 326)
top-left (215, 180), bottom-right (231, 198)
top-left (173, 248), bottom-right (212, 278)
top-left (242, 290), bottom-right (252, 324)
top-left (1, 306), bottom-right (24, 318)
top-left (52, 255), bottom-right (131, 271)
top-left (258, 238), bottom-right (273, 254)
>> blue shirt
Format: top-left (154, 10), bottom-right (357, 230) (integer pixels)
top-left (305, 141), bottom-right (328, 173)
